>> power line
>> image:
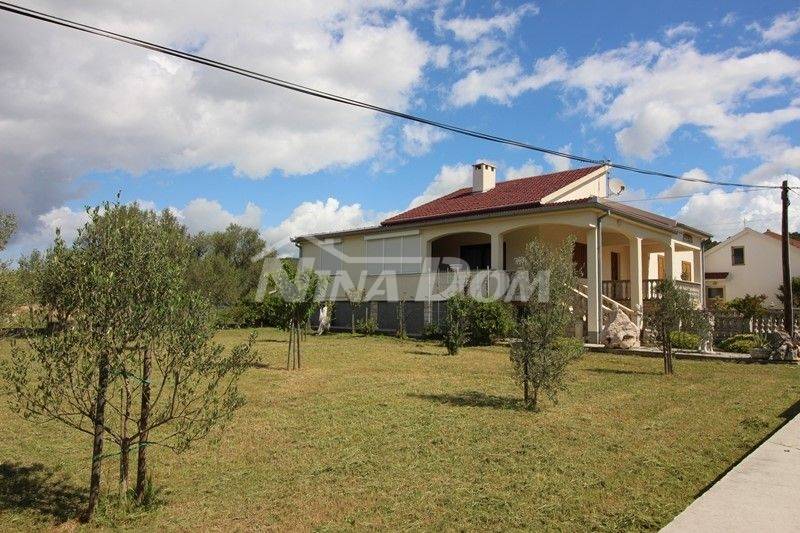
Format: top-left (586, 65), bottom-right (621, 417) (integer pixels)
top-left (604, 187), bottom-right (776, 204)
top-left (0, 1), bottom-right (787, 192)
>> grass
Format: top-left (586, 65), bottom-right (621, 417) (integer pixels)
top-left (1, 328), bottom-right (798, 531)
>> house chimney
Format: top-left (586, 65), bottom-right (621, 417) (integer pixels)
top-left (472, 162), bottom-right (496, 193)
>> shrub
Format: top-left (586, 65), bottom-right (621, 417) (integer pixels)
top-left (466, 299), bottom-right (515, 346)
top-left (442, 293), bottom-right (470, 355)
top-left (669, 331), bottom-right (701, 350)
top-left (728, 294), bottom-right (767, 320)
top-left (718, 334), bottom-right (761, 354)
top-left (422, 323), bottom-right (441, 340)
top-left (357, 316), bottom-right (378, 336)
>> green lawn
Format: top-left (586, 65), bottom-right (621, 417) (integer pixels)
top-left (1, 328), bottom-right (798, 531)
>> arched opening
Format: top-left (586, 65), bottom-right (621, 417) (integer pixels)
top-left (502, 223), bottom-right (590, 273)
top-left (429, 231), bottom-right (492, 272)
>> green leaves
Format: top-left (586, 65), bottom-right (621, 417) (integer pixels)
top-left (510, 236), bottom-right (583, 409)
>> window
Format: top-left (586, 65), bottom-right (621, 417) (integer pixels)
top-left (681, 261), bottom-right (692, 281)
top-left (572, 242), bottom-right (587, 278)
top-left (657, 255), bottom-right (666, 279)
top-left (731, 246), bottom-right (745, 266)
top-left (364, 234), bottom-right (421, 275)
top-left (319, 242), bottom-right (342, 272)
top-left (707, 287), bottom-right (724, 300)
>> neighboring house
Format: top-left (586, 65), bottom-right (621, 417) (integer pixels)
top-left (704, 227), bottom-right (800, 308)
top-left (294, 163), bottom-right (710, 341)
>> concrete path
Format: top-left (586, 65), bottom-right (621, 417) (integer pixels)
top-left (662, 411), bottom-right (800, 532)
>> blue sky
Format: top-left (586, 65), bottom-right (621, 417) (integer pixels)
top-left (2, 0), bottom-right (800, 259)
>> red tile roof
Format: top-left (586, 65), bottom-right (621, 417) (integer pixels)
top-left (763, 230), bottom-right (800, 249)
top-left (382, 165), bottom-right (604, 226)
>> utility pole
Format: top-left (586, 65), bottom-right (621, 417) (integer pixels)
top-left (781, 180), bottom-right (793, 337)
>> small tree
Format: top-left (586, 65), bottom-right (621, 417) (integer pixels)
top-left (269, 261), bottom-right (325, 369)
top-left (646, 279), bottom-right (707, 375)
top-left (1, 202), bottom-right (257, 520)
top-left (396, 295), bottom-right (407, 339)
top-left (346, 288), bottom-right (365, 334)
top-left (0, 212), bottom-right (17, 330)
top-left (510, 236), bottom-right (583, 409)
top-left (442, 292), bottom-right (470, 355)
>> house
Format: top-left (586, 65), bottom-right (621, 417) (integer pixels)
top-left (704, 227), bottom-right (800, 308)
top-left (293, 163), bottom-right (710, 341)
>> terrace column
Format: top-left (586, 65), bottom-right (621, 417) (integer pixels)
top-left (663, 239), bottom-right (674, 280)
top-left (694, 247), bottom-right (704, 308)
top-left (490, 233), bottom-right (503, 270)
top-left (629, 236), bottom-right (643, 313)
top-left (586, 225), bottom-right (601, 343)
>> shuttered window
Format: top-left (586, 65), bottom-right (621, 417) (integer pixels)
top-left (364, 234), bottom-right (421, 274)
top-left (319, 242), bottom-right (342, 272)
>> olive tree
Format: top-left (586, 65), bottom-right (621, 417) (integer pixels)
top-left (646, 279), bottom-right (707, 375)
top-left (442, 292), bottom-right (470, 355)
top-left (268, 261), bottom-right (326, 369)
top-left (510, 236), bottom-right (584, 409)
top-left (1, 202), bottom-right (257, 521)
top-left (0, 212), bottom-right (17, 329)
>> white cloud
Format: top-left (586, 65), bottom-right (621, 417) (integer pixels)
top-left (170, 199), bottom-right (262, 234)
top-left (720, 13), bottom-right (737, 27)
top-left (449, 40), bottom-right (800, 160)
top-left (407, 163), bottom-right (473, 208)
top-left (2, 206), bottom-right (90, 262)
top-left (741, 145), bottom-right (800, 184)
top-left (504, 160), bottom-right (543, 180)
top-left (749, 9), bottom-right (800, 42)
top-left (449, 53), bottom-right (567, 106)
top-left (543, 144), bottom-right (572, 172)
top-left (0, 1), bottom-right (435, 236)
top-left (435, 3), bottom-right (539, 43)
top-left (664, 22), bottom-right (698, 40)
top-left (614, 101), bottom-right (683, 159)
top-left (676, 175), bottom-right (800, 239)
top-left (659, 167), bottom-right (713, 197)
top-left (262, 198), bottom-right (391, 256)
top-left (401, 123), bottom-right (449, 156)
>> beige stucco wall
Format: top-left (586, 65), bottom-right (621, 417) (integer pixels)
top-left (296, 205), bottom-right (700, 301)
top-left (704, 229), bottom-right (800, 307)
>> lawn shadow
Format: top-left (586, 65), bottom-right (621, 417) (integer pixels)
top-left (408, 390), bottom-right (526, 411)
top-left (0, 462), bottom-right (86, 523)
top-left (405, 349), bottom-right (440, 356)
top-left (584, 367), bottom-right (661, 376)
top-left (254, 338), bottom-right (286, 344)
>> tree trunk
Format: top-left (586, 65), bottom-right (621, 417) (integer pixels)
top-left (119, 383), bottom-right (131, 496)
top-left (295, 322), bottom-right (301, 369)
top-left (82, 352), bottom-right (110, 522)
top-left (135, 350), bottom-right (152, 502)
top-left (119, 438), bottom-right (130, 497)
top-left (523, 358), bottom-right (530, 406)
top-left (287, 326), bottom-right (294, 370)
